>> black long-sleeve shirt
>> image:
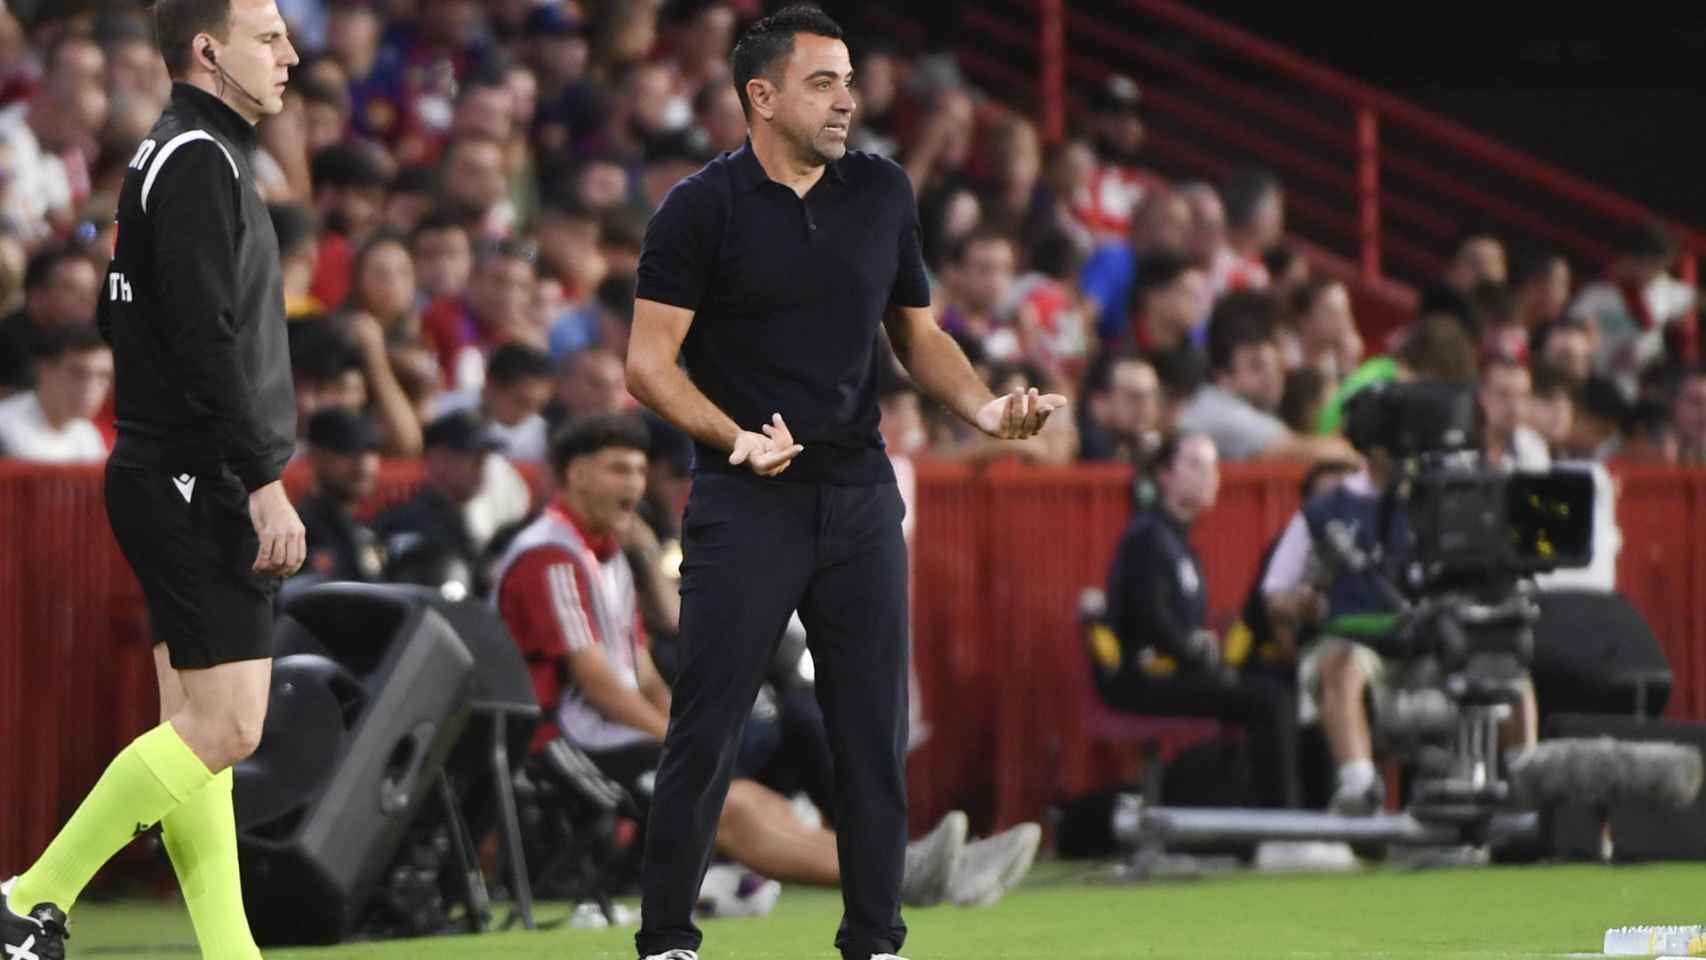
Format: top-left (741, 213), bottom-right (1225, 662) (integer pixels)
top-left (98, 83), bottom-right (293, 491)
top-left (1103, 506), bottom-right (1210, 678)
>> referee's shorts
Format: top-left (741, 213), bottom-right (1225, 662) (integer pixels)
top-left (105, 461), bottom-right (278, 669)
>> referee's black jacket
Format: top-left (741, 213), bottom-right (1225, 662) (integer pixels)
top-left (97, 83), bottom-right (293, 492)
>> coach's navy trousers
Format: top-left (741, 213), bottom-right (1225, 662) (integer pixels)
top-left (637, 472), bottom-right (910, 960)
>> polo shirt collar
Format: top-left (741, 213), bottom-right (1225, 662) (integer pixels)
top-left (730, 138), bottom-right (845, 192)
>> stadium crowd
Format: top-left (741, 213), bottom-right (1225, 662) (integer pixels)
top-left (2, 0), bottom-right (1705, 897)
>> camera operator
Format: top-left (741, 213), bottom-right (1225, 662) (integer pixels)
top-left (1099, 432), bottom-right (1301, 808)
top-left (1260, 392), bottom-right (1538, 815)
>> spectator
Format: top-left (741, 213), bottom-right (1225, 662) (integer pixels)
top-left (846, 45), bottom-right (899, 157)
top-left (1567, 220), bottom-right (1695, 395)
top-left (551, 346), bottom-right (628, 428)
top-left (381, 165), bottom-right (438, 235)
top-left (1175, 181), bottom-right (1235, 290)
top-left (442, 341), bottom-right (554, 462)
top-left (1218, 168), bottom-right (1283, 291)
top-left (1081, 187), bottom-right (1193, 342)
top-left (1073, 73), bottom-right (1163, 241)
top-left (938, 229), bottom-right (1017, 359)
top-left (660, 0), bottom-right (736, 92)
top-left (271, 204), bottom-right (324, 319)
top-left (565, 149), bottom-right (635, 213)
top-left (1078, 352), bottom-right (1161, 465)
top-left (308, 142), bottom-right (391, 307)
top-left (1000, 228), bottom-right (1088, 384)
top-left (1669, 366), bottom-right (1706, 465)
top-left (1097, 432), bottom-right (1300, 808)
top-left (902, 85), bottom-right (976, 196)
top-left (0, 244), bottom-right (101, 391)
top-left (374, 409), bottom-right (497, 586)
top-left (523, 4), bottom-right (592, 108)
top-left (1283, 277), bottom-right (1363, 382)
top-left (296, 408), bottom-right (385, 582)
top-left (440, 134), bottom-right (516, 239)
top-left (1526, 363), bottom-right (1575, 455)
top-left (1123, 251), bottom-right (1210, 356)
top-left (410, 209), bottom-right (475, 304)
top-left (691, 78), bottom-right (747, 156)
top-left (423, 236), bottom-right (540, 390)
top-left (1565, 374), bottom-right (1629, 462)
top-left (0, 323), bottom-right (110, 463)
top-left (917, 182), bottom-right (982, 275)
top-left (289, 320), bottom-right (367, 435)
top-left (296, 71), bottom-right (351, 153)
top-left (0, 35), bottom-right (107, 242)
top-left (344, 230), bottom-right (420, 343)
top-left (1439, 227), bottom-right (1508, 298)
top-left (1263, 243), bottom-right (1311, 307)
top-left (978, 116), bottom-right (1048, 240)
top-left (1536, 314), bottom-right (1596, 387)
top-left (1478, 354), bottom-right (1548, 470)
top-left (1511, 249), bottom-right (1571, 335)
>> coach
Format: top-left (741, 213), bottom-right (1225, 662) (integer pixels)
top-left (624, 7), bottom-right (1064, 960)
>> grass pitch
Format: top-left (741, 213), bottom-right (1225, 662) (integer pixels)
top-left (70, 861), bottom-right (1704, 959)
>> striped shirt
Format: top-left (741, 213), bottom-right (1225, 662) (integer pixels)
top-left (492, 504), bottom-right (649, 753)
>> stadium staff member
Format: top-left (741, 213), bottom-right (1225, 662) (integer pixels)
top-left (626, 8), bottom-right (1064, 960)
top-left (1097, 433), bottom-right (1301, 809)
top-left (3, 2), bottom-right (301, 959)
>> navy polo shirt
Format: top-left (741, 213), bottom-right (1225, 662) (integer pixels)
top-left (635, 140), bottom-right (932, 485)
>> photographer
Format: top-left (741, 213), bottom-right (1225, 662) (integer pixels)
top-left (1099, 432), bottom-right (1301, 809)
top-left (1261, 386), bottom-right (1538, 815)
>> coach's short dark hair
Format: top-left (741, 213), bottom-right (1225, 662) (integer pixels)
top-left (147, 0), bottom-right (234, 80)
top-left (1206, 291), bottom-right (1280, 374)
top-left (550, 413), bottom-right (651, 477)
top-left (729, 3), bottom-right (843, 118)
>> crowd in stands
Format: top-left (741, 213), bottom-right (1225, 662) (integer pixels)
top-left (1, 0), bottom-right (1705, 839)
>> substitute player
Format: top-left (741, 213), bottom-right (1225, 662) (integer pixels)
top-left (2, 2), bottom-right (301, 958)
top-left (626, 8), bottom-right (1064, 960)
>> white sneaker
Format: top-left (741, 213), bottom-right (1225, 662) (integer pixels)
top-left (695, 864), bottom-right (782, 919)
top-left (948, 822), bottom-right (1042, 907)
top-left (899, 810), bottom-right (967, 907)
top-left (641, 951), bottom-right (698, 960)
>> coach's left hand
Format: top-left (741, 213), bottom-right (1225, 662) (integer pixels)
top-left (975, 387), bottom-right (1068, 440)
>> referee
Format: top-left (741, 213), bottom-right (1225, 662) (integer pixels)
top-left (627, 8), bottom-right (1064, 960)
top-left (2, 2), bottom-right (300, 959)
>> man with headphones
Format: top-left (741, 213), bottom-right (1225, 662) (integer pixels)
top-left (3, 2), bottom-right (301, 958)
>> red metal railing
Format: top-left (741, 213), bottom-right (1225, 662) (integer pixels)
top-left (950, 0), bottom-right (1705, 340)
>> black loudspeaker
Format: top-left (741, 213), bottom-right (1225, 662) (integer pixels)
top-left (1543, 713), bottom-right (1706, 862)
top-left (1531, 590), bottom-right (1671, 719)
top-left (236, 584), bottom-right (476, 945)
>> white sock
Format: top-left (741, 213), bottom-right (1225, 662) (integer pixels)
top-left (1337, 759), bottom-right (1377, 795)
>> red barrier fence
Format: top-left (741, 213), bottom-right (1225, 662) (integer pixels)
top-left (7, 462), bottom-right (1706, 868)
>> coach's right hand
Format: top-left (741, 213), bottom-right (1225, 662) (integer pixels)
top-left (730, 412), bottom-right (804, 477)
top-left (249, 480), bottom-right (307, 577)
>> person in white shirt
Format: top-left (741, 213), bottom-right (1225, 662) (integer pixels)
top-left (0, 324), bottom-right (110, 463)
top-left (1477, 355), bottom-right (1550, 472)
top-left (1567, 221), bottom-right (1695, 397)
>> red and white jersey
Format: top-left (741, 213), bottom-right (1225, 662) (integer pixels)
top-left (1072, 162), bottom-right (1167, 242)
top-left (492, 504), bottom-right (649, 753)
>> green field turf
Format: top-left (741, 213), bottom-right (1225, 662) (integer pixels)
top-left (67, 861), bottom-right (1706, 959)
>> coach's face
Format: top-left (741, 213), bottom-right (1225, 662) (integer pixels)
top-left (758, 32), bottom-right (855, 164)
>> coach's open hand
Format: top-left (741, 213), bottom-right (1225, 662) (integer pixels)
top-left (976, 387), bottom-right (1069, 440)
top-left (249, 480), bottom-right (307, 577)
top-left (730, 412), bottom-right (805, 477)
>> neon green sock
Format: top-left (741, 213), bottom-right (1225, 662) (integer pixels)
top-left (161, 769), bottom-right (261, 960)
top-left (8, 721), bottom-right (212, 915)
